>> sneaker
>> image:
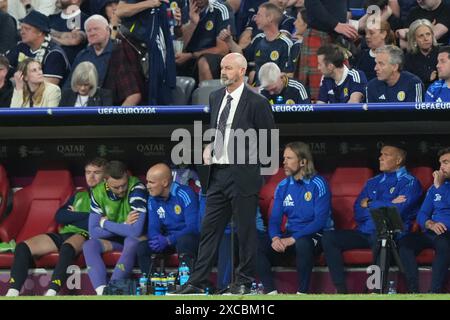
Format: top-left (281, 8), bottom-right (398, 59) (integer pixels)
top-left (167, 284), bottom-right (206, 295)
top-left (267, 290), bottom-right (278, 295)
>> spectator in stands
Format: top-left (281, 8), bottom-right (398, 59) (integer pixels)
top-left (6, 10), bottom-right (70, 86)
top-left (0, 56), bottom-right (13, 107)
top-left (5, 157), bottom-right (107, 297)
top-left (69, 14), bottom-right (143, 106)
top-left (176, 0), bottom-right (231, 83)
top-left (317, 44), bottom-right (367, 103)
top-left (296, 0), bottom-right (359, 101)
top-left (59, 61), bottom-right (113, 106)
top-left (425, 46), bottom-right (450, 102)
top-left (258, 62), bottom-right (310, 104)
top-left (0, 1), bottom-right (18, 54)
top-left (257, 141), bottom-right (333, 294)
top-left (220, 2), bottom-right (292, 85)
top-left (240, 0), bottom-right (296, 46)
top-left (7, 0), bottom-right (57, 24)
top-left (399, 147), bottom-right (450, 293)
top-left (49, 0), bottom-right (89, 65)
top-left (83, 160), bottom-right (147, 296)
top-left (322, 142), bottom-right (422, 293)
top-left (286, 7), bottom-right (307, 76)
top-left (404, 19), bottom-right (439, 88)
top-left (10, 58), bottom-right (61, 107)
top-left (396, 0), bottom-right (450, 48)
top-left (354, 20), bottom-right (396, 81)
top-left (116, 0), bottom-right (176, 105)
top-left (137, 163), bottom-right (199, 276)
top-left (366, 45), bottom-right (424, 102)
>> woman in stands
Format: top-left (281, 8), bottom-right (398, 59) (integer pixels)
top-left (5, 158), bottom-right (107, 296)
top-left (354, 20), bottom-right (396, 81)
top-left (10, 58), bottom-right (61, 108)
top-left (59, 62), bottom-right (113, 107)
top-left (404, 19), bottom-right (439, 89)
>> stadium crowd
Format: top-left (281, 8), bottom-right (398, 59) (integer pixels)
top-left (0, 0), bottom-right (450, 108)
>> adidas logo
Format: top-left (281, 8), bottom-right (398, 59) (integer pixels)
top-left (157, 207), bottom-right (166, 219)
top-left (378, 94), bottom-right (386, 100)
top-left (283, 194), bottom-right (294, 207)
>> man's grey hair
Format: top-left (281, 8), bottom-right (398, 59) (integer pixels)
top-left (375, 45), bottom-right (404, 71)
top-left (84, 14), bottom-right (109, 30)
top-left (259, 62), bottom-right (281, 88)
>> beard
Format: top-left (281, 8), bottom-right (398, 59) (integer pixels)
top-left (220, 75), bottom-right (236, 86)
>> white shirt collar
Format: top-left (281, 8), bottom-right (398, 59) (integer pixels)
top-left (225, 81), bottom-right (245, 102)
top-left (336, 65), bottom-right (349, 86)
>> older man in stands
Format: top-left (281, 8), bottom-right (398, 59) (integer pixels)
top-left (366, 45), bottom-right (424, 103)
top-left (68, 14), bottom-right (143, 106)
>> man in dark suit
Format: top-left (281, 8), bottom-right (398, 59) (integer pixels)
top-left (174, 52), bottom-right (276, 294)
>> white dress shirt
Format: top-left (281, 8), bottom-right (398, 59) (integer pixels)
top-left (212, 82), bottom-right (245, 164)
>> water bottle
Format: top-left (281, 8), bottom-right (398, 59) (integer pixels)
top-left (150, 272), bottom-right (158, 294)
top-left (257, 282), bottom-right (264, 295)
top-left (167, 272), bottom-right (176, 292)
top-left (250, 282), bottom-right (258, 295)
top-left (276, 95), bottom-right (284, 104)
top-left (154, 273), bottom-right (164, 296)
top-left (387, 280), bottom-right (397, 294)
top-left (139, 273), bottom-right (148, 295)
top-left (179, 262), bottom-right (190, 286)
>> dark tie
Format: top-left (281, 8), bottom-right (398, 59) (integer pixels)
top-left (214, 94), bottom-right (233, 158)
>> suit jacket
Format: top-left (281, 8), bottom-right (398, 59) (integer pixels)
top-left (207, 84), bottom-right (276, 195)
top-left (59, 88), bottom-right (113, 107)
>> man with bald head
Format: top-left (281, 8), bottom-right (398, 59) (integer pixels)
top-left (136, 163), bottom-right (200, 276)
top-left (174, 53), bottom-right (276, 295)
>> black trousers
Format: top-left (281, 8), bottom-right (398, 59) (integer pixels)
top-left (189, 166), bottom-right (259, 288)
top-left (399, 231), bottom-right (450, 293)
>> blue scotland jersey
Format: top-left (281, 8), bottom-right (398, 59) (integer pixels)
top-left (245, 32), bottom-right (292, 85)
top-left (417, 181), bottom-right (450, 229)
top-left (286, 39), bottom-right (301, 73)
top-left (318, 66), bottom-right (367, 103)
top-left (259, 76), bottom-right (310, 104)
top-left (425, 80), bottom-right (450, 102)
top-left (269, 175), bottom-right (333, 240)
top-left (354, 167), bottom-right (422, 235)
top-left (366, 71), bottom-right (424, 103)
top-left (184, 1), bottom-right (231, 52)
top-left (6, 40), bottom-right (70, 84)
top-left (247, 13), bottom-right (295, 39)
top-left (148, 182), bottom-right (199, 245)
